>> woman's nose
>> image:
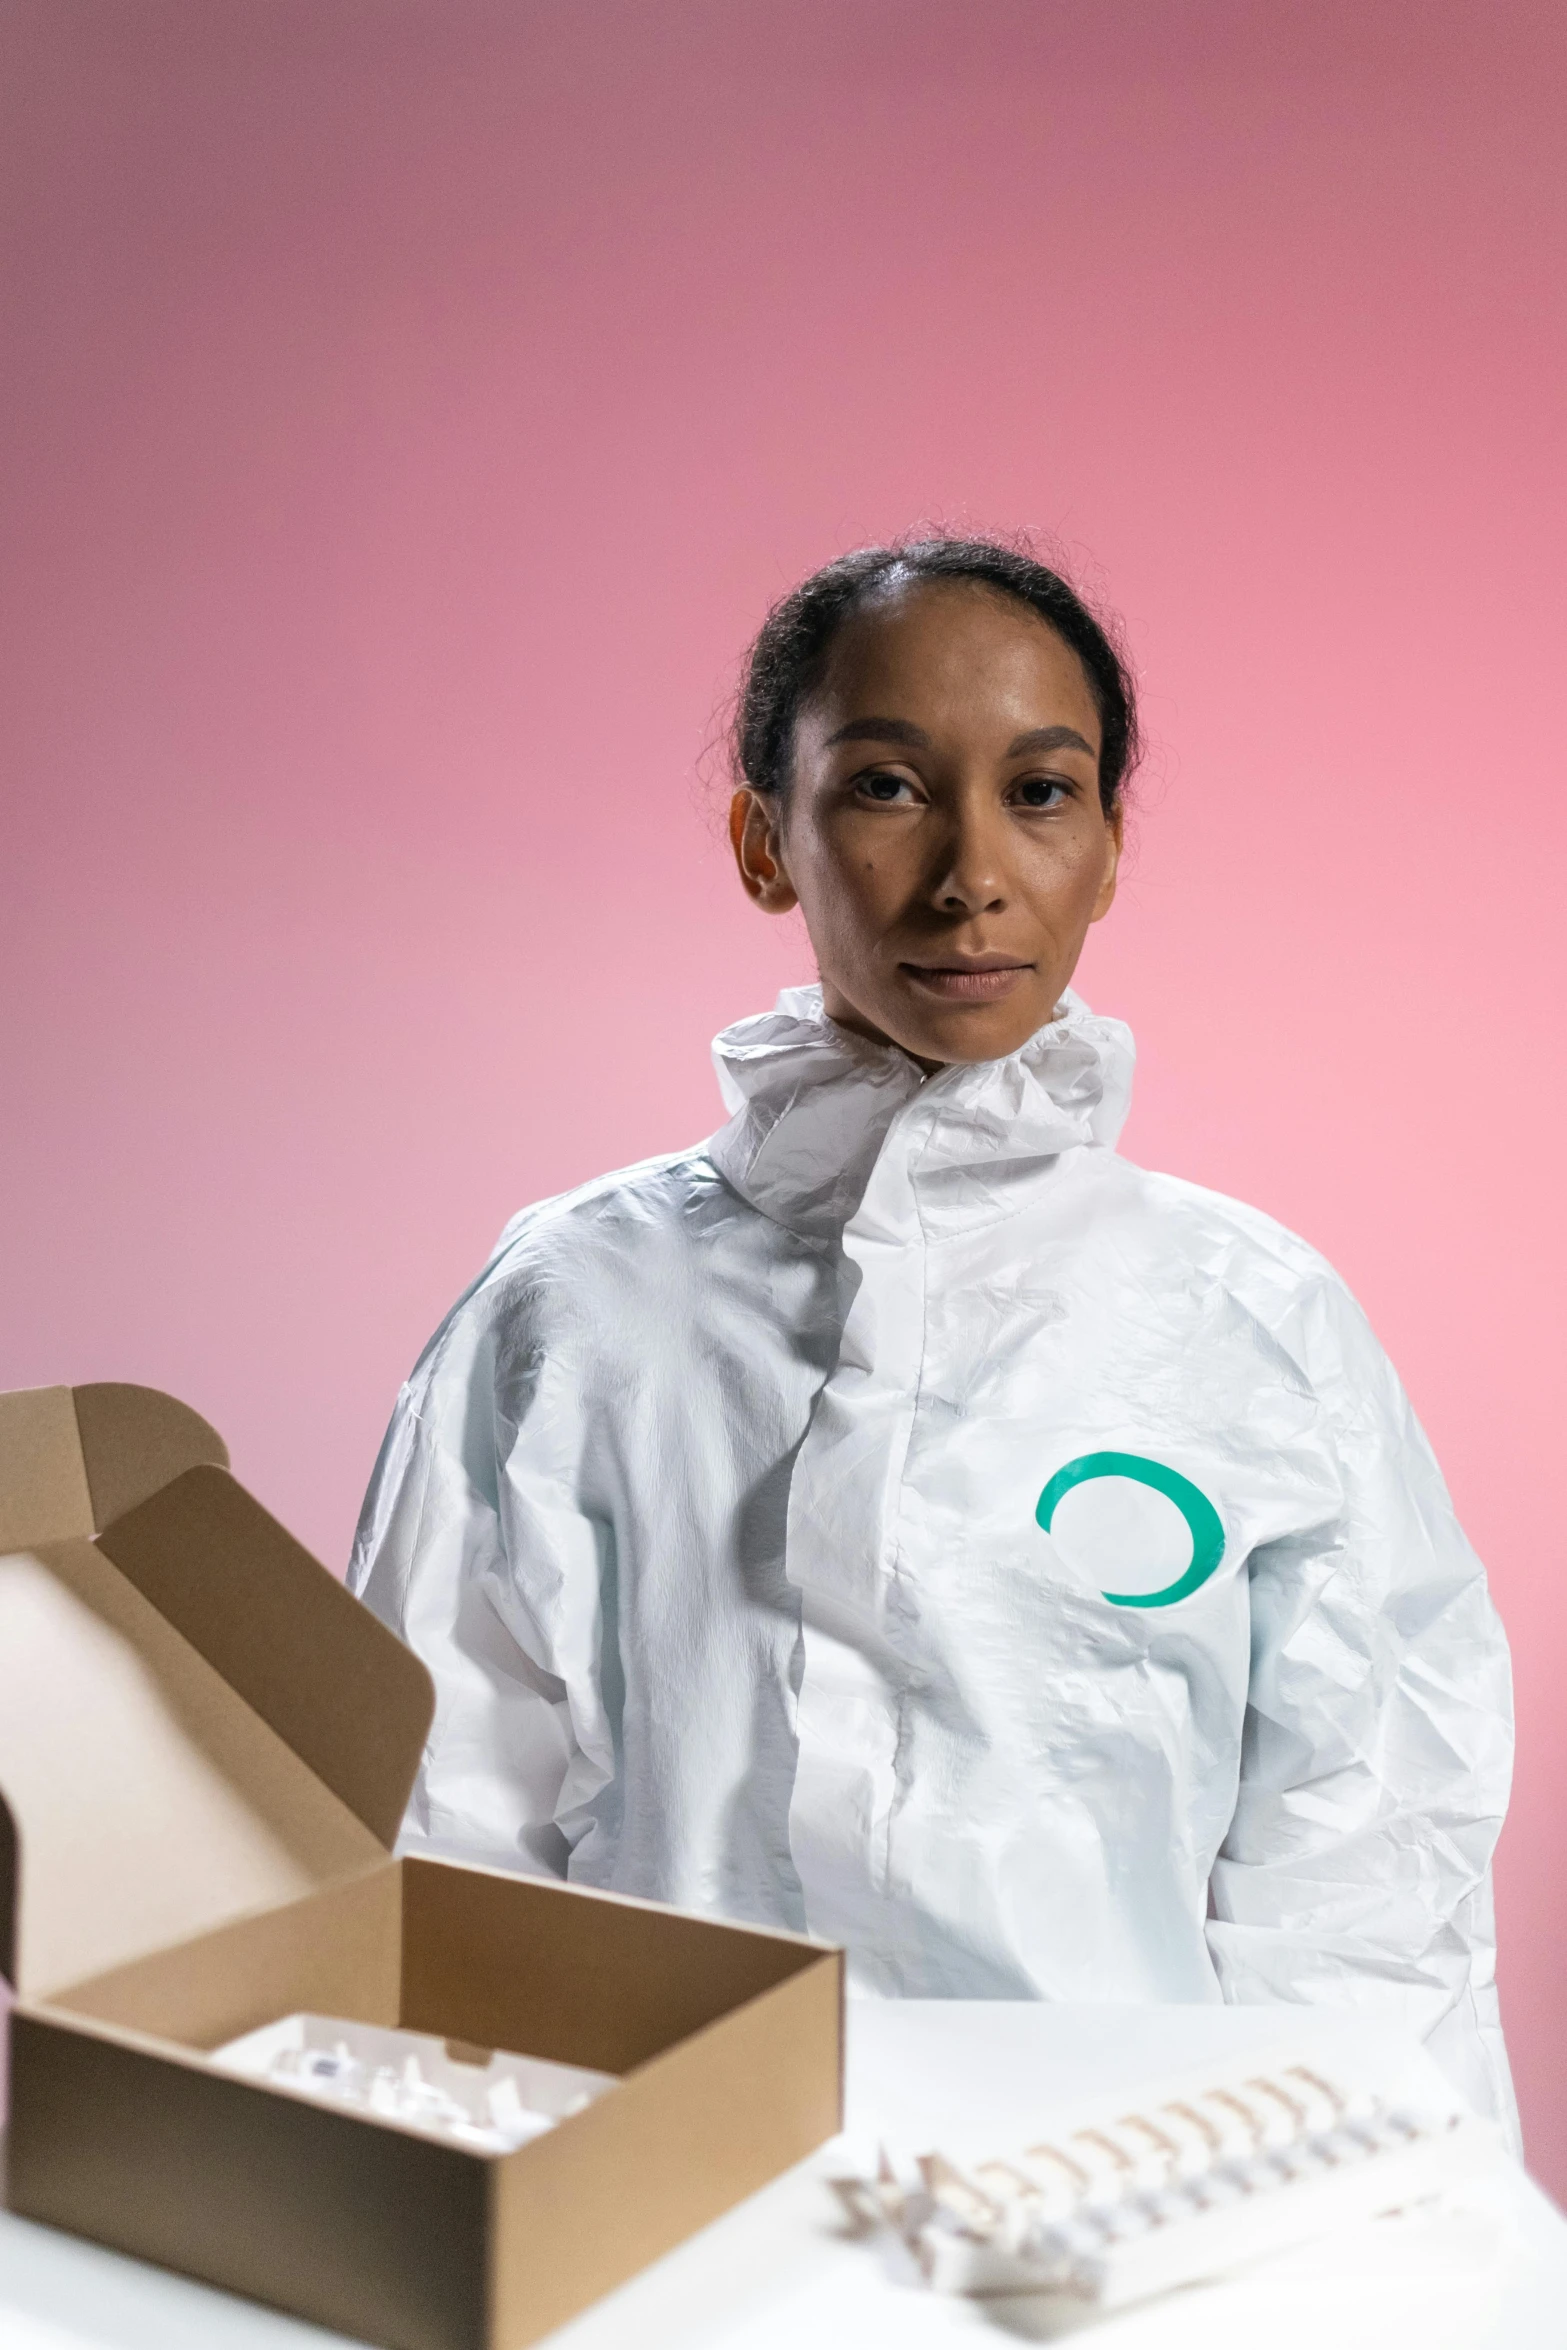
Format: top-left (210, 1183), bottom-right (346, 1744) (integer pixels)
top-left (930, 810), bottom-right (1008, 914)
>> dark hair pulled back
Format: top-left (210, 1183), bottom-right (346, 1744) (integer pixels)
top-left (733, 534), bottom-right (1138, 816)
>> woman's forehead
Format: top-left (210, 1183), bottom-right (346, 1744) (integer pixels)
top-left (809, 579), bottom-right (1101, 736)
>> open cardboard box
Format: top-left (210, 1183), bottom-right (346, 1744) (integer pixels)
top-left (0, 1383), bottom-right (844, 2350)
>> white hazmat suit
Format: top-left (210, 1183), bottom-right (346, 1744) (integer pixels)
top-left (351, 987), bottom-right (1516, 2136)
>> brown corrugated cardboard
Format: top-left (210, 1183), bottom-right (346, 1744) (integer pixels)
top-left (0, 1385), bottom-right (428, 1997)
top-left (0, 1383), bottom-right (844, 2350)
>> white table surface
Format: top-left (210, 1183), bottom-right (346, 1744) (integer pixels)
top-left (1, 2003), bottom-right (1562, 2350)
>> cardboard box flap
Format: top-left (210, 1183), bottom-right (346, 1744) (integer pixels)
top-left (0, 1383), bottom-right (228, 1555)
top-left (0, 1385), bottom-right (434, 2001)
top-left (98, 1467), bottom-right (434, 1848)
top-left (74, 1380), bottom-right (230, 1531)
top-left (0, 1385), bottom-right (94, 1552)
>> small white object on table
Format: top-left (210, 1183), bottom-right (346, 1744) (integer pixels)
top-left (1, 2004), bottom-right (1561, 2350)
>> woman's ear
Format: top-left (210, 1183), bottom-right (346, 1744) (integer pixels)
top-left (1090, 803), bottom-right (1123, 924)
top-left (730, 788), bottom-right (800, 914)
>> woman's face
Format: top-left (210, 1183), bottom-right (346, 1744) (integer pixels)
top-left (731, 579), bottom-right (1121, 1067)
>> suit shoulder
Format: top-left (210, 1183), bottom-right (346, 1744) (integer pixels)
top-left (1104, 1155), bottom-right (1363, 1336)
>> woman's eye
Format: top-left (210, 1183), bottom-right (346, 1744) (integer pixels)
top-left (1014, 777), bottom-right (1069, 808)
top-left (857, 771), bottom-right (915, 803)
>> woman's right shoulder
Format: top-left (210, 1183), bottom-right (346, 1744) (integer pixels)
top-left (487, 1145), bottom-right (722, 1267)
top-left (410, 1146), bottom-right (733, 1386)
top-left (357, 1146), bottom-right (745, 1573)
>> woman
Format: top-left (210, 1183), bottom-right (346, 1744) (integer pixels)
top-left (351, 537), bottom-right (1515, 2135)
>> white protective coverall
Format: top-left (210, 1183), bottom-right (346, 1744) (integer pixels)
top-left (351, 987), bottom-right (1517, 2136)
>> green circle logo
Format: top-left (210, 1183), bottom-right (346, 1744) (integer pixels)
top-left (1035, 1451), bottom-right (1226, 1609)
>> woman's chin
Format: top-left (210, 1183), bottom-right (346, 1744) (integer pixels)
top-left (880, 990), bottom-right (1060, 1068)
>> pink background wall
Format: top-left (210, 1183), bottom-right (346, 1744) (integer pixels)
top-left (5, 1), bottom-right (1565, 2180)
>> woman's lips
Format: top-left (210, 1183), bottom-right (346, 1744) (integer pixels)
top-left (900, 961), bottom-right (1034, 1002)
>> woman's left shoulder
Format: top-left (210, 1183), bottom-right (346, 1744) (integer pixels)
top-left (1103, 1155), bottom-right (1378, 1361)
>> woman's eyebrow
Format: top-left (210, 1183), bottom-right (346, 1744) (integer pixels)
top-left (822, 718), bottom-right (1097, 756)
top-left (1007, 724), bottom-right (1096, 756)
top-left (823, 717), bottom-right (933, 749)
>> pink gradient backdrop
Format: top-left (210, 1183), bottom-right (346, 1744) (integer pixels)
top-left (5, 1), bottom-right (1565, 2176)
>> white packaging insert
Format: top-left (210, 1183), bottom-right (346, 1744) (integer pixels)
top-left (850, 2043), bottom-right (1505, 2310)
top-left (211, 2014), bottom-right (617, 2155)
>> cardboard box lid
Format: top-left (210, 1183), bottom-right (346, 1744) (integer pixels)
top-left (0, 1383), bottom-right (434, 2001)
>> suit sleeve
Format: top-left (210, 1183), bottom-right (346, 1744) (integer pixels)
top-left (1206, 1280), bottom-right (1519, 2147)
top-left (348, 1287), bottom-right (612, 1879)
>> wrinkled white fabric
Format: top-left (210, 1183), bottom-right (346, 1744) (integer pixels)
top-left (350, 986), bottom-right (1516, 2140)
